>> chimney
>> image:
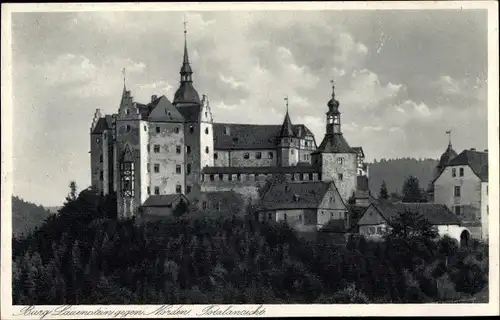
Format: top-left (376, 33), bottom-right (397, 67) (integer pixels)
top-left (484, 149), bottom-right (488, 152)
top-left (151, 95), bottom-right (157, 102)
top-left (470, 148), bottom-right (476, 151)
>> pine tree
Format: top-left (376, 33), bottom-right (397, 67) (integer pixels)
top-left (402, 176), bottom-right (422, 202)
top-left (379, 181), bottom-right (389, 200)
top-left (65, 181), bottom-right (78, 203)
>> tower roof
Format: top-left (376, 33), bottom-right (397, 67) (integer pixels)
top-left (173, 21), bottom-right (200, 106)
top-left (313, 133), bottom-right (356, 154)
top-left (327, 79), bottom-right (340, 111)
top-left (279, 98), bottom-right (295, 137)
top-left (436, 131), bottom-right (458, 172)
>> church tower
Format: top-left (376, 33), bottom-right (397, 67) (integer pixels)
top-left (277, 96), bottom-right (299, 167)
top-left (312, 80), bottom-right (358, 202)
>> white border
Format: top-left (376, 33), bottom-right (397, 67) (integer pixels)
top-left (1, 2), bottom-right (499, 318)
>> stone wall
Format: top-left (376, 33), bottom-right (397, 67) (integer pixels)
top-left (321, 152), bottom-right (357, 202)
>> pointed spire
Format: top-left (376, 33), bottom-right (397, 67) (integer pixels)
top-left (446, 130), bottom-right (452, 148)
top-left (179, 14), bottom-right (193, 80)
top-left (327, 77), bottom-right (339, 110)
top-left (183, 15), bottom-right (189, 65)
top-left (279, 96), bottom-right (295, 137)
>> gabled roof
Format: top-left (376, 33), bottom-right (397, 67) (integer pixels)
top-left (212, 123), bottom-right (315, 150)
top-left (201, 165), bottom-right (320, 174)
top-left (393, 203), bottom-right (461, 226)
top-left (260, 181), bottom-right (332, 210)
top-left (313, 133), bottom-right (356, 154)
top-left (142, 194), bottom-right (188, 207)
top-left (447, 149), bottom-right (488, 182)
top-left (352, 147), bottom-right (365, 157)
top-left (91, 117), bottom-right (109, 134)
top-left (370, 199), bottom-right (401, 222)
top-left (148, 96), bottom-right (185, 123)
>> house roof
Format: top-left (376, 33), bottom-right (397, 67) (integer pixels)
top-left (212, 123), bottom-right (314, 150)
top-left (437, 143), bottom-right (458, 172)
top-left (260, 181), bottom-right (332, 210)
top-left (91, 117), bottom-right (110, 134)
top-left (393, 203), bottom-right (462, 226)
top-left (352, 147), bottom-right (365, 157)
top-left (201, 164), bottom-right (320, 174)
top-left (278, 111), bottom-right (295, 137)
top-left (142, 194), bottom-right (187, 207)
top-left (313, 133), bottom-right (356, 154)
top-left (447, 149), bottom-right (488, 182)
top-left (148, 96), bottom-right (185, 123)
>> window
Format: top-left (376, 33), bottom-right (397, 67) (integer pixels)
top-left (147, 163), bottom-right (150, 173)
top-left (210, 174), bottom-right (215, 181)
top-left (189, 126), bottom-right (194, 133)
top-left (187, 164), bottom-right (191, 174)
top-left (237, 173), bottom-right (241, 181)
top-left (176, 146), bottom-right (181, 154)
top-left (243, 152), bottom-right (250, 159)
top-left (284, 213), bottom-right (287, 221)
top-left (330, 197), bottom-right (334, 203)
top-left (147, 144), bottom-right (150, 152)
top-left (224, 127), bottom-right (229, 135)
top-left (176, 185), bottom-right (182, 193)
top-left (99, 171), bottom-right (103, 181)
top-left (368, 227), bottom-right (375, 235)
top-left (176, 165), bottom-right (181, 174)
top-left (144, 125), bottom-right (147, 132)
top-left (219, 174), bottom-right (224, 181)
top-left (291, 149), bottom-right (295, 155)
top-left (154, 187), bottom-right (160, 195)
top-left (202, 201), bottom-right (207, 210)
top-left (299, 215), bottom-right (302, 222)
top-left (228, 174), bottom-right (233, 181)
top-left (308, 173), bottom-right (313, 180)
top-left (376, 226), bottom-right (383, 234)
top-left (205, 128), bottom-right (209, 134)
top-left (147, 186), bottom-right (150, 195)
top-left (186, 185), bottom-right (192, 194)
top-left (174, 127), bottom-right (179, 134)
top-left (216, 202), bottom-right (221, 211)
top-left (205, 146), bottom-right (209, 154)
top-left (186, 146), bottom-right (191, 154)
top-left (452, 168), bottom-right (456, 177)
top-left (154, 145), bottom-right (160, 153)
top-left (291, 173), bottom-right (295, 181)
top-left (454, 186), bottom-right (461, 197)
top-left (300, 173), bottom-right (304, 180)
top-left (256, 152), bottom-right (262, 159)
top-left (305, 141), bottom-right (308, 147)
top-left (268, 152), bottom-right (273, 159)
top-left (337, 157), bottom-right (344, 164)
top-left (338, 173), bottom-right (343, 181)
top-left (99, 154), bottom-right (103, 162)
top-left (156, 126), bottom-right (160, 133)
top-left (96, 138), bottom-right (101, 143)
top-left (455, 205), bottom-right (461, 215)
top-left (125, 109), bottom-right (129, 115)
top-left (268, 212), bottom-right (272, 220)
top-left (459, 167), bottom-right (464, 177)
top-left (120, 162), bottom-right (135, 197)
top-left (214, 152), bottom-right (218, 160)
top-left (126, 125), bottom-right (131, 132)
top-left (154, 164), bottom-right (160, 173)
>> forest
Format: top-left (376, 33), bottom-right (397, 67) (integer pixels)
top-left (12, 187), bottom-right (488, 304)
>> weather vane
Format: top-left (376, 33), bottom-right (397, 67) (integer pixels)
top-left (183, 14), bottom-right (188, 34)
top-left (446, 129), bottom-right (452, 146)
top-left (330, 77), bottom-right (336, 97)
top-left (284, 95), bottom-right (289, 112)
top-left (122, 68), bottom-right (126, 87)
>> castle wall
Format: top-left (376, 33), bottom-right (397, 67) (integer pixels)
top-left (90, 132), bottom-right (103, 191)
top-left (149, 122), bottom-right (185, 196)
top-left (184, 122), bottom-right (201, 202)
top-left (321, 153), bottom-right (357, 202)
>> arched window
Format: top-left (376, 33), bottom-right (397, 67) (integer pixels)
top-left (125, 125), bottom-right (131, 132)
top-left (187, 164), bottom-right (191, 174)
top-left (205, 146), bottom-right (209, 154)
top-left (205, 128), bottom-right (209, 134)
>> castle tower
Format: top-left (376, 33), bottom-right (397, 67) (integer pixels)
top-left (428, 130), bottom-right (458, 201)
top-left (312, 79), bottom-right (358, 202)
top-left (277, 96), bottom-right (299, 166)
top-left (172, 20), bottom-right (213, 205)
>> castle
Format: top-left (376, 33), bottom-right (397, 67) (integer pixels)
top-left (90, 27), bottom-right (368, 219)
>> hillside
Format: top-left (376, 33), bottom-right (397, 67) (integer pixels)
top-left (12, 196), bottom-right (54, 239)
top-left (368, 158), bottom-right (438, 197)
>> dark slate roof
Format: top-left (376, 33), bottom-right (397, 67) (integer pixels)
top-left (142, 194), bottom-right (187, 207)
top-left (447, 149), bottom-right (488, 181)
top-left (201, 191), bottom-right (245, 211)
top-left (260, 181), bottom-right (332, 210)
top-left (213, 123), bottom-right (315, 150)
top-left (91, 117), bottom-right (109, 134)
top-left (148, 96), bottom-right (185, 123)
top-left (279, 111), bottom-right (295, 137)
top-left (313, 133), bottom-right (356, 154)
top-left (173, 82), bottom-right (201, 105)
top-left (370, 199), bottom-right (401, 222)
top-left (393, 203), bottom-right (461, 225)
top-left (202, 165), bottom-right (320, 174)
top-left (437, 144), bottom-right (458, 172)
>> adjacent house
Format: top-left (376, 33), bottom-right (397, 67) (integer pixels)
top-left (196, 191), bottom-right (246, 217)
top-left (357, 200), bottom-right (471, 245)
top-left (258, 180), bottom-right (349, 233)
top-left (433, 148), bottom-right (488, 240)
top-left (139, 194), bottom-right (189, 221)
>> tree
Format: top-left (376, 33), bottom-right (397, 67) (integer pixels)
top-left (65, 181), bottom-right (78, 203)
top-left (173, 198), bottom-right (189, 217)
top-left (379, 181), bottom-right (389, 200)
top-left (347, 192), bottom-right (356, 205)
top-left (402, 176), bottom-right (423, 202)
top-left (387, 208), bottom-right (439, 240)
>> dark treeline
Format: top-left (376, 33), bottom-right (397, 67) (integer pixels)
top-left (12, 189), bottom-right (488, 304)
top-left (368, 158), bottom-right (438, 197)
top-left (12, 196), bottom-right (55, 238)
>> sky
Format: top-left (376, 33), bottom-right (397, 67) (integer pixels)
top-left (11, 9), bottom-right (489, 206)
